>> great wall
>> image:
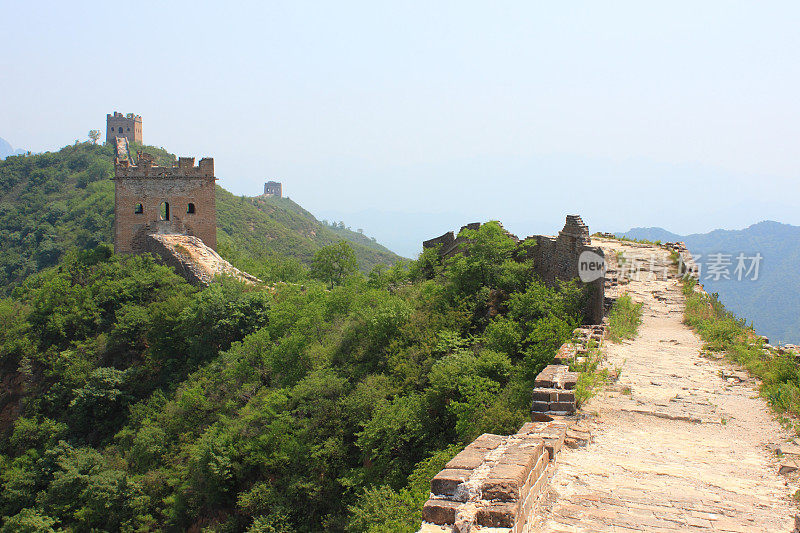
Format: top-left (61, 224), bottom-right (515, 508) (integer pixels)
top-left (105, 114), bottom-right (800, 531)
top-left (418, 236), bottom-right (800, 532)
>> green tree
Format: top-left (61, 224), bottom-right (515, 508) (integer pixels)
top-left (87, 130), bottom-right (101, 144)
top-left (0, 508), bottom-right (60, 533)
top-left (311, 241), bottom-right (358, 289)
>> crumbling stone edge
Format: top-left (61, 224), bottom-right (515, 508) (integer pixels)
top-left (418, 325), bottom-right (603, 533)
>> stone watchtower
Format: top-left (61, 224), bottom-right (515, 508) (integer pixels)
top-left (264, 181), bottom-right (282, 197)
top-left (107, 112), bottom-right (143, 144)
top-left (113, 150), bottom-right (217, 254)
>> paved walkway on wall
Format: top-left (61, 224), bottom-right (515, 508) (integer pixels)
top-left (530, 239), bottom-right (796, 533)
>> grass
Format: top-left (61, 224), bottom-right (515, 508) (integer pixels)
top-left (568, 340), bottom-right (610, 408)
top-left (680, 275), bottom-right (800, 428)
top-left (592, 233), bottom-right (663, 246)
top-left (608, 293), bottom-right (644, 342)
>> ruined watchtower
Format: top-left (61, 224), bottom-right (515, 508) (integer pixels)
top-left (107, 112), bottom-right (143, 144)
top-left (263, 181), bottom-right (282, 197)
top-left (113, 147), bottom-right (217, 254)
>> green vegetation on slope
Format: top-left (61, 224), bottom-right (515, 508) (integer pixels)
top-left (0, 222), bottom-right (586, 532)
top-left (0, 143), bottom-right (115, 292)
top-left (681, 276), bottom-right (800, 428)
top-left (607, 293), bottom-right (643, 342)
top-left (216, 191), bottom-right (401, 281)
top-left (0, 143), bottom-right (401, 294)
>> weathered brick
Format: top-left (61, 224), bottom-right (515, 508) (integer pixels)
top-left (476, 502), bottom-right (518, 527)
top-left (431, 469), bottom-right (471, 497)
top-left (550, 401), bottom-right (576, 413)
top-left (471, 433), bottom-right (505, 451)
top-left (531, 401), bottom-right (551, 412)
top-left (516, 422), bottom-right (537, 435)
top-left (422, 499), bottom-right (461, 525)
top-left (556, 390), bottom-right (576, 403)
top-left (500, 441), bottom-right (545, 469)
top-left (482, 463), bottom-right (528, 501)
top-left (445, 447), bottom-right (488, 470)
top-left (532, 387), bottom-right (559, 402)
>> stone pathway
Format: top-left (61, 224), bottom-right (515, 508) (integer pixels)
top-left (531, 239), bottom-right (796, 533)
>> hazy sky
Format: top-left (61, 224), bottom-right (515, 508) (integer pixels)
top-left (2, 1), bottom-right (799, 256)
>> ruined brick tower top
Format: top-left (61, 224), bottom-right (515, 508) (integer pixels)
top-left (558, 215), bottom-right (591, 248)
top-left (107, 112), bottom-right (142, 144)
top-left (264, 181), bottom-right (282, 198)
top-left (113, 147), bottom-right (217, 254)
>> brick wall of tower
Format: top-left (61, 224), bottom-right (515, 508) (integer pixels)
top-left (264, 181), bottom-right (282, 197)
top-left (107, 112), bottom-right (143, 144)
top-left (113, 154), bottom-right (216, 254)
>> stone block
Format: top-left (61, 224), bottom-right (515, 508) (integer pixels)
top-left (779, 460), bottom-right (798, 475)
top-left (556, 390), bottom-right (576, 403)
top-left (482, 463), bottom-right (528, 501)
top-left (532, 388), bottom-right (558, 402)
top-left (445, 447), bottom-right (488, 471)
top-left (550, 401), bottom-right (576, 413)
top-left (472, 433), bottom-right (505, 450)
top-left (531, 401), bottom-right (551, 413)
top-left (431, 469), bottom-right (471, 497)
top-left (422, 499), bottom-right (461, 525)
top-left (475, 502), bottom-right (518, 527)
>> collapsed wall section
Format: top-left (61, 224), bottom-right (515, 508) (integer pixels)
top-left (421, 422), bottom-right (567, 533)
top-left (420, 326), bottom-right (602, 533)
top-left (143, 234), bottom-right (260, 286)
top-left (423, 215), bottom-right (605, 324)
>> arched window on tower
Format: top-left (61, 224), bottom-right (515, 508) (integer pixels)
top-left (134, 203), bottom-right (143, 214)
top-left (118, 127), bottom-right (123, 134)
top-left (160, 202), bottom-right (170, 221)
top-left (187, 203), bottom-right (195, 214)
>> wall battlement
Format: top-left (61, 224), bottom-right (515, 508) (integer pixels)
top-left (114, 151), bottom-right (214, 178)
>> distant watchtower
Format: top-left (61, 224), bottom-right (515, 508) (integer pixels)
top-left (107, 112), bottom-right (143, 144)
top-left (113, 148), bottom-right (217, 254)
top-left (264, 181), bottom-right (282, 198)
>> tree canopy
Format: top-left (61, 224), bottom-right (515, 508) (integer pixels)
top-left (0, 180), bottom-right (585, 533)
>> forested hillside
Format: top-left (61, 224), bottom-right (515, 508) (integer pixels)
top-left (0, 143), bottom-right (401, 294)
top-left (216, 192), bottom-right (401, 282)
top-left (0, 222), bottom-right (585, 532)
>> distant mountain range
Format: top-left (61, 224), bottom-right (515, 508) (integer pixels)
top-left (617, 221), bottom-right (800, 345)
top-left (0, 137), bottom-right (26, 159)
